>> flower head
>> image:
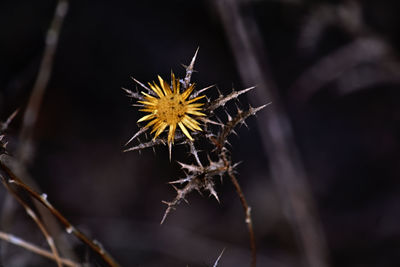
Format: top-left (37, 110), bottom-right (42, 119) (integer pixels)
top-left (137, 72), bottom-right (205, 147)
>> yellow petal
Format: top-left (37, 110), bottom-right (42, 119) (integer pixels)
top-left (141, 91), bottom-right (157, 100)
top-left (153, 122), bottom-right (168, 139)
top-left (150, 120), bottom-right (164, 134)
top-left (171, 72), bottom-right (177, 93)
top-left (181, 117), bottom-right (195, 131)
top-left (181, 83), bottom-right (195, 100)
top-left (187, 95), bottom-right (205, 104)
top-left (176, 77), bottom-right (181, 93)
top-left (138, 100), bottom-right (156, 106)
top-left (144, 118), bottom-right (159, 128)
top-left (158, 75), bottom-right (172, 95)
top-left (187, 107), bottom-right (204, 111)
top-left (187, 103), bottom-right (204, 108)
top-left (168, 124), bottom-right (176, 144)
top-left (178, 122), bottom-right (193, 140)
top-left (139, 108), bottom-right (155, 112)
top-left (148, 82), bottom-right (164, 97)
top-left (186, 110), bottom-right (205, 116)
top-left (183, 115), bottom-right (202, 131)
top-left (137, 113), bottom-right (156, 122)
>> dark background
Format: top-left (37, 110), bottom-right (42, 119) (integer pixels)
top-left (0, 0), bottom-right (400, 266)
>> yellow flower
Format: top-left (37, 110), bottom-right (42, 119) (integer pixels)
top-left (137, 73), bottom-right (205, 146)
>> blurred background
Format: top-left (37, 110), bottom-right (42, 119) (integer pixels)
top-left (0, 0), bottom-right (400, 266)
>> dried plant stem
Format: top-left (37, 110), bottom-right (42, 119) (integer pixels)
top-left (0, 161), bottom-right (120, 267)
top-left (7, 1), bottom-right (70, 261)
top-left (214, 0), bottom-right (329, 267)
top-left (0, 231), bottom-right (79, 267)
top-left (18, 0), bottom-right (69, 164)
top-left (0, 173), bottom-right (62, 267)
top-left (227, 171), bottom-right (256, 267)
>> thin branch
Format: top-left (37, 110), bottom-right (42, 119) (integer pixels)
top-left (5, 2), bottom-right (74, 262)
top-left (227, 169), bottom-right (256, 267)
top-left (0, 161), bottom-right (120, 267)
top-left (213, 0), bottom-right (330, 267)
top-left (290, 37), bottom-right (393, 105)
top-left (0, 231), bottom-right (80, 267)
top-left (18, 0), bottom-right (69, 164)
top-left (0, 174), bottom-right (62, 267)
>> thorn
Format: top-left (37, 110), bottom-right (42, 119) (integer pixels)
top-left (211, 193), bottom-right (220, 203)
top-left (192, 84), bottom-right (215, 98)
top-left (225, 110), bottom-right (232, 122)
top-left (241, 120), bottom-right (249, 129)
top-left (232, 161), bottom-right (243, 169)
top-left (168, 142), bottom-right (172, 162)
top-left (216, 116), bottom-right (223, 125)
top-left (1, 109), bottom-right (19, 132)
top-left (207, 183), bottom-right (220, 203)
top-left (188, 47), bottom-right (199, 72)
top-left (216, 87), bottom-right (223, 97)
top-left (122, 87), bottom-right (142, 99)
top-left (239, 86), bottom-right (256, 94)
top-left (169, 176), bottom-right (194, 184)
top-left (184, 47), bottom-right (199, 88)
top-left (171, 184), bottom-right (179, 193)
top-left (125, 127), bottom-right (148, 146)
top-left (160, 205), bottom-right (173, 225)
top-left (189, 142), bottom-right (203, 168)
top-left (182, 196), bottom-right (189, 204)
top-left (177, 161), bottom-right (202, 173)
top-left (250, 102), bottom-right (271, 115)
top-left (131, 77), bottom-right (156, 96)
top-left (235, 102), bottom-right (242, 113)
top-left (212, 248), bottom-right (226, 267)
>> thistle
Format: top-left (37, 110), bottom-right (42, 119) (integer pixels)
top-left (137, 73), bottom-right (205, 153)
top-left (123, 48), bottom-right (269, 221)
top-left (123, 49), bottom-right (268, 267)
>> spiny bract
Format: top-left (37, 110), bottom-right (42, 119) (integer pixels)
top-left (137, 73), bottom-right (205, 146)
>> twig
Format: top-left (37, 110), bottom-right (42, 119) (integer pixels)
top-left (4, 1), bottom-right (73, 262)
top-left (0, 161), bottom-right (120, 267)
top-left (290, 37), bottom-right (394, 104)
top-left (0, 231), bottom-right (80, 267)
top-left (213, 0), bottom-right (330, 267)
top-left (0, 172), bottom-right (63, 267)
top-left (227, 169), bottom-right (256, 267)
top-left (18, 0), bottom-right (69, 164)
